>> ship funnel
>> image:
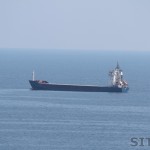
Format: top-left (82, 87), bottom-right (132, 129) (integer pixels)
top-left (32, 70), bottom-right (35, 81)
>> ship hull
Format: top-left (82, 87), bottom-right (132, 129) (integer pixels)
top-left (29, 80), bottom-right (129, 92)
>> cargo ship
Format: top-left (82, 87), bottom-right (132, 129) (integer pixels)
top-left (29, 63), bottom-right (129, 92)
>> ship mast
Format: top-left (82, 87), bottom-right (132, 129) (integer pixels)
top-left (32, 70), bottom-right (35, 81)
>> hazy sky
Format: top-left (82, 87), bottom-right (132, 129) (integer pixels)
top-left (0, 0), bottom-right (150, 50)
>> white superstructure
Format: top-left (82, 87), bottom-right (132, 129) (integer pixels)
top-left (109, 62), bottom-right (128, 88)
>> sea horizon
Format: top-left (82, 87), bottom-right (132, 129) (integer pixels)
top-left (0, 49), bottom-right (150, 149)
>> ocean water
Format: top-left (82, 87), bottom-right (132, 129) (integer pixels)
top-left (0, 49), bottom-right (150, 150)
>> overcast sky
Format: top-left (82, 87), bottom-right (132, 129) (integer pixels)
top-left (0, 0), bottom-right (150, 51)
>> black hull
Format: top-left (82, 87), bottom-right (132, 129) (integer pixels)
top-left (29, 80), bottom-right (129, 92)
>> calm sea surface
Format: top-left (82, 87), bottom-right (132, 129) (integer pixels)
top-left (0, 49), bottom-right (150, 150)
